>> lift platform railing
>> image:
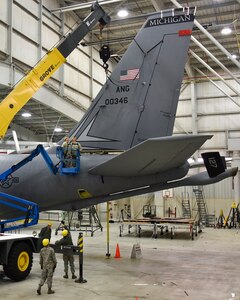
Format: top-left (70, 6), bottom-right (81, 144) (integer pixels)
top-left (56, 146), bottom-right (80, 174)
top-left (0, 192), bottom-right (39, 232)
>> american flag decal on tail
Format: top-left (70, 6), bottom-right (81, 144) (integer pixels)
top-left (120, 69), bottom-right (139, 81)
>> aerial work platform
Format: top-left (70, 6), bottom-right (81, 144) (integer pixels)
top-left (119, 217), bottom-right (201, 240)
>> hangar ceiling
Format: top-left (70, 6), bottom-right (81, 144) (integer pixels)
top-left (62, 0), bottom-right (240, 70)
top-left (0, 0), bottom-right (239, 148)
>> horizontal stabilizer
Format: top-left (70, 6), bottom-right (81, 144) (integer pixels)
top-left (176, 167), bottom-right (238, 186)
top-left (89, 135), bottom-right (212, 176)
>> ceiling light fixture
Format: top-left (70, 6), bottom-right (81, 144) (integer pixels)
top-left (228, 54), bottom-right (237, 59)
top-left (54, 127), bottom-right (63, 132)
top-left (117, 9), bottom-right (128, 18)
top-left (221, 27), bottom-right (232, 35)
top-left (22, 112), bottom-right (31, 118)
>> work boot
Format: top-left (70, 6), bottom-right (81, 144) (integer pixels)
top-left (72, 274), bottom-right (77, 279)
top-left (37, 285), bottom-right (41, 295)
top-left (63, 273), bottom-right (68, 279)
top-left (47, 289), bottom-right (55, 294)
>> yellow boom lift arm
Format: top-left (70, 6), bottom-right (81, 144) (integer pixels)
top-left (0, 2), bottom-right (110, 139)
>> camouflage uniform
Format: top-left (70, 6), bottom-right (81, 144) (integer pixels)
top-left (55, 233), bottom-right (76, 278)
top-left (38, 246), bottom-right (57, 292)
top-left (70, 138), bottom-right (81, 167)
top-left (62, 140), bottom-right (71, 167)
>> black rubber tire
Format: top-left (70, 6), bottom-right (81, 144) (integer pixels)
top-left (3, 242), bottom-right (33, 281)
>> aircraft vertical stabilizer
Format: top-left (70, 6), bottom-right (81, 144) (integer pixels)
top-left (69, 7), bottom-right (196, 150)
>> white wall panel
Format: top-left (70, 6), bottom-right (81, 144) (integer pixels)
top-left (176, 100), bottom-right (192, 116)
top-left (42, 0), bottom-right (59, 11)
top-left (64, 86), bottom-right (90, 111)
top-left (78, 43), bottom-right (90, 56)
top-left (14, 0), bottom-right (39, 17)
top-left (92, 46), bottom-right (102, 62)
top-left (12, 32), bottom-right (38, 66)
top-left (197, 80), bottom-right (238, 98)
top-left (64, 64), bottom-right (90, 96)
top-left (198, 97), bottom-right (240, 114)
top-left (42, 24), bottom-right (60, 50)
top-left (229, 131), bottom-right (240, 139)
top-left (68, 51), bottom-right (90, 76)
top-left (0, 24), bottom-right (8, 54)
top-left (0, 0), bottom-right (8, 23)
top-left (92, 81), bottom-right (103, 98)
top-left (42, 14), bottom-right (61, 34)
top-left (174, 117), bottom-right (191, 132)
top-left (179, 83), bottom-right (191, 99)
top-left (198, 115), bottom-right (240, 131)
top-left (13, 5), bottom-right (38, 42)
top-left (92, 62), bottom-right (107, 85)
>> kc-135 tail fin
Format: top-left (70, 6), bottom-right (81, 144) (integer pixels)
top-left (69, 7), bottom-right (196, 150)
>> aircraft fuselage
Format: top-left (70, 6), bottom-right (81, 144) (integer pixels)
top-left (0, 149), bottom-right (189, 218)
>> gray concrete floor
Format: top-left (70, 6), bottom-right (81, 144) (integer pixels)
top-left (1, 222), bottom-right (240, 300)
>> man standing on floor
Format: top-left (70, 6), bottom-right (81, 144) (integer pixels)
top-left (55, 229), bottom-right (77, 279)
top-left (37, 238), bottom-right (57, 295)
top-left (39, 222), bottom-right (52, 242)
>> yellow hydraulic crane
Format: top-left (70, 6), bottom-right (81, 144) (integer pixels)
top-left (0, 2), bottom-right (110, 139)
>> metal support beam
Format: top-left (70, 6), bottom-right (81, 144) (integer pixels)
top-left (191, 36), bottom-right (240, 85)
top-left (90, 32), bottom-right (93, 100)
top-left (59, 12), bottom-right (65, 97)
top-left (38, 0), bottom-right (43, 60)
top-left (194, 67), bottom-right (240, 110)
top-left (150, 0), bottom-right (165, 11)
top-left (189, 49), bottom-right (240, 98)
top-left (8, 0), bottom-right (14, 87)
top-left (170, 0), bottom-right (240, 69)
top-left (51, 0), bottom-right (122, 13)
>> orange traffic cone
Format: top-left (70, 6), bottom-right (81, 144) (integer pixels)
top-left (114, 243), bottom-right (121, 258)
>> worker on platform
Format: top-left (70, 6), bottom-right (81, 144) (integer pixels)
top-left (55, 229), bottom-right (77, 279)
top-left (61, 136), bottom-right (71, 167)
top-left (70, 136), bottom-right (82, 167)
top-left (39, 222), bottom-right (52, 242)
top-left (37, 238), bottom-right (57, 295)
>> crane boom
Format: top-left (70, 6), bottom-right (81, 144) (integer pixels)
top-left (0, 2), bottom-right (110, 139)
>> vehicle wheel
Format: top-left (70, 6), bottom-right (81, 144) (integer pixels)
top-left (3, 242), bottom-right (33, 281)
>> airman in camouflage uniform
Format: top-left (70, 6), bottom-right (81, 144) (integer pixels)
top-left (70, 136), bottom-right (82, 167)
top-left (37, 238), bottom-right (57, 295)
top-left (55, 229), bottom-right (76, 279)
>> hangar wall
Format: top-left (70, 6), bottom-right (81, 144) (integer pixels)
top-left (177, 73), bottom-right (240, 154)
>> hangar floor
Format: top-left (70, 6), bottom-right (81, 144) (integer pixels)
top-left (1, 222), bottom-right (240, 300)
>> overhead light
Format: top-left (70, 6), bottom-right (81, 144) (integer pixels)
top-left (54, 127), bottom-right (63, 132)
top-left (117, 9), bottom-right (128, 18)
top-left (221, 27), bottom-right (232, 35)
top-left (228, 54), bottom-right (238, 59)
top-left (22, 112), bottom-right (31, 118)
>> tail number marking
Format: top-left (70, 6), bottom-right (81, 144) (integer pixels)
top-left (105, 97), bottom-right (128, 105)
top-left (208, 157), bottom-right (218, 168)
